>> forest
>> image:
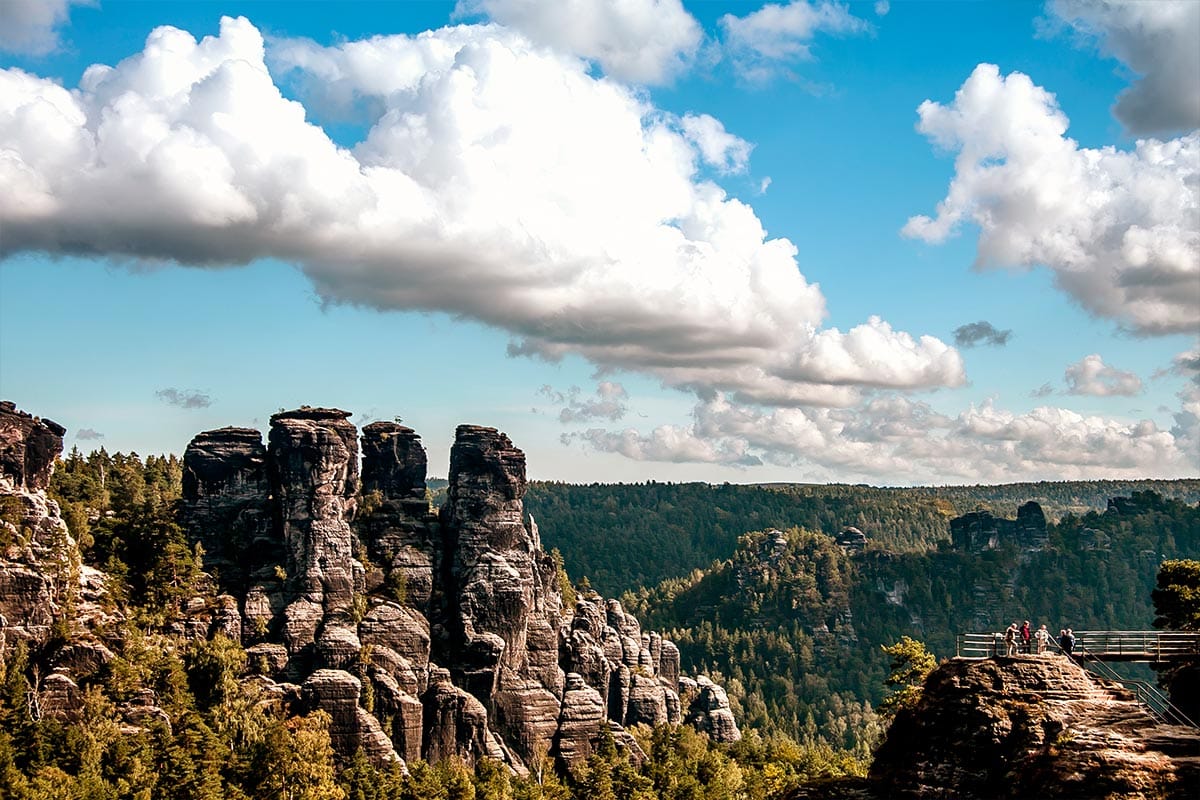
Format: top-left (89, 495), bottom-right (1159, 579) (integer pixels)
top-left (523, 479), bottom-right (1200, 595)
top-left (0, 447), bottom-right (1196, 798)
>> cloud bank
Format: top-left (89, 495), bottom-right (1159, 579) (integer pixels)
top-left (0, 0), bottom-right (87, 55)
top-left (905, 64), bottom-right (1199, 337)
top-left (455, 0), bottom-right (704, 85)
top-left (567, 393), bottom-right (1193, 483)
top-left (1047, 0), bottom-right (1200, 136)
top-left (0, 16), bottom-right (963, 414)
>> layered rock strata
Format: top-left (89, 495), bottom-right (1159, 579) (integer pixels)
top-left (176, 408), bottom-right (739, 773)
top-left (868, 655), bottom-right (1200, 799)
top-left (0, 403), bottom-right (118, 732)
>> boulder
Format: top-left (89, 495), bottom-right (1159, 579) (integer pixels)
top-left (302, 669), bottom-right (399, 767)
top-left (686, 676), bottom-right (742, 743)
top-left (553, 673), bottom-right (606, 771)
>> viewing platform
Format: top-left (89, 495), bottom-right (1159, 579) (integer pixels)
top-left (955, 630), bottom-right (1200, 663)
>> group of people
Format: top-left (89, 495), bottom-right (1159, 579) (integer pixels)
top-left (1000, 620), bottom-right (1076, 656)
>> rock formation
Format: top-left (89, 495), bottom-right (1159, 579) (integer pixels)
top-left (175, 407), bottom-right (738, 773)
top-left (950, 502), bottom-right (1047, 552)
top-left (868, 655), bottom-right (1200, 799)
top-left (0, 403), bottom-right (118, 736)
top-left (1, 403), bottom-right (89, 645)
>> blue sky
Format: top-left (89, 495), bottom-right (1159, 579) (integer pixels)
top-left (0, 0), bottom-right (1196, 483)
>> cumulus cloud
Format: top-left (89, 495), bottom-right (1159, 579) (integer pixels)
top-left (455, 0), bottom-right (703, 84)
top-left (0, 0), bottom-right (88, 55)
top-left (156, 388), bottom-right (214, 409)
top-left (569, 392), bottom-right (1196, 482)
top-left (904, 64), bottom-right (1199, 336)
top-left (0, 17), bottom-right (964, 412)
top-left (680, 114), bottom-right (752, 173)
top-left (1064, 354), bottom-right (1143, 397)
top-left (75, 428), bottom-right (104, 440)
top-left (953, 321), bottom-right (1012, 348)
top-left (1046, 0), bottom-right (1200, 136)
top-left (540, 381), bottom-right (629, 423)
top-left (874, 1), bottom-right (890, 16)
top-left (719, 1), bottom-right (870, 82)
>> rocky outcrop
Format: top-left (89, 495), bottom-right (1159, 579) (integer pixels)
top-left (869, 655), bottom-right (1200, 799)
top-left (173, 408), bottom-right (739, 775)
top-left (358, 422), bottom-right (436, 612)
top-left (269, 407), bottom-right (361, 661)
top-left (421, 666), bottom-right (507, 767)
top-left (684, 676), bottom-right (741, 743)
top-left (951, 502), bottom-right (1047, 552)
top-left (302, 669), bottom-right (399, 768)
top-left (0, 401), bottom-right (65, 492)
top-left (182, 427), bottom-right (272, 590)
top-left (1, 403), bottom-right (83, 645)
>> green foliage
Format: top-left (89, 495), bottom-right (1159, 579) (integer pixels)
top-left (878, 637), bottom-right (936, 719)
top-left (550, 549), bottom-right (576, 610)
top-left (525, 479), bottom-right (1200, 596)
top-left (1152, 559), bottom-right (1200, 631)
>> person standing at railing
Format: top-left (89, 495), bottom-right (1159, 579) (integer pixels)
top-left (1035, 624), bottom-right (1050, 654)
top-left (1060, 628), bottom-right (1076, 655)
top-left (1004, 622), bottom-right (1019, 656)
top-left (1020, 620), bottom-right (1032, 653)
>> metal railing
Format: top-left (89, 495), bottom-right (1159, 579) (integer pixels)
top-left (952, 630), bottom-right (1199, 729)
top-left (955, 631), bottom-right (1200, 661)
top-left (1068, 641), bottom-right (1198, 729)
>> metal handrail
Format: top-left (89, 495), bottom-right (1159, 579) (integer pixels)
top-left (955, 631), bottom-right (1200, 661)
top-left (1070, 642), bottom-right (1199, 729)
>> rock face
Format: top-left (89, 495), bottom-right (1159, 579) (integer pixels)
top-left (685, 676), bottom-right (741, 743)
top-left (174, 409), bottom-right (739, 773)
top-left (869, 655), bottom-right (1200, 799)
top-left (0, 402), bottom-right (118, 735)
top-left (1, 403), bottom-right (78, 643)
top-left (182, 427), bottom-right (272, 590)
top-left (358, 422), bottom-right (436, 611)
top-left (950, 503), bottom-right (1047, 552)
top-left (0, 401), bottom-right (65, 492)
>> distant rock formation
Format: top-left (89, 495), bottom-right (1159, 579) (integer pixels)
top-left (836, 526), bottom-right (868, 553)
top-left (176, 407), bottom-right (739, 773)
top-left (950, 501), bottom-right (1047, 552)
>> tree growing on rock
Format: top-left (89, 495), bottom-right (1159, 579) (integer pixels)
top-left (1152, 559), bottom-right (1200, 720)
top-left (878, 637), bottom-right (936, 719)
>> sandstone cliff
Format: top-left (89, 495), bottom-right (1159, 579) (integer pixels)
top-left (175, 407), bottom-right (738, 773)
top-left (791, 654), bottom-right (1200, 799)
top-left (0, 403), bottom-right (118, 721)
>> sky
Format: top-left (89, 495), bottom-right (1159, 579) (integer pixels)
top-left (0, 0), bottom-right (1197, 485)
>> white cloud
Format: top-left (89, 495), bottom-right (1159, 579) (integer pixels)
top-left (1064, 354), bottom-right (1143, 397)
top-left (1046, 0), bottom-right (1200, 136)
top-left (0, 0), bottom-right (88, 55)
top-left (904, 64), bottom-right (1199, 337)
top-left (540, 382), bottom-right (630, 423)
top-left (455, 0), bottom-right (703, 84)
top-left (0, 17), bottom-right (964, 411)
top-left (571, 393), bottom-right (1196, 482)
top-left (680, 113), bottom-right (752, 173)
top-left (874, 0), bottom-right (890, 16)
top-left (719, 1), bottom-right (870, 82)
